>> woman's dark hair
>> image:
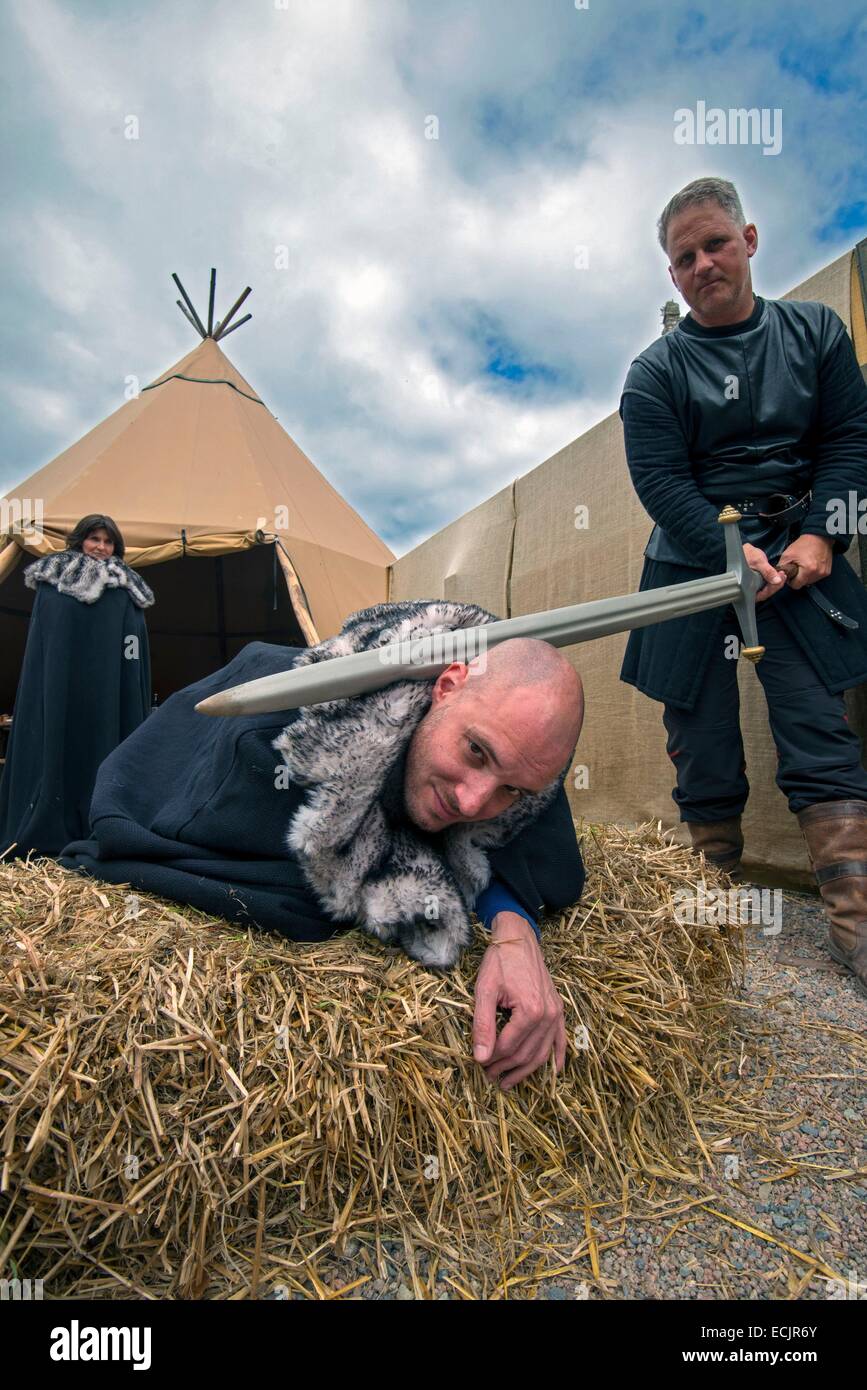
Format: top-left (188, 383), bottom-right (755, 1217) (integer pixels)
top-left (67, 514), bottom-right (126, 560)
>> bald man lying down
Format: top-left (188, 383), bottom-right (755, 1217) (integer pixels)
top-left (60, 600), bottom-right (586, 1089)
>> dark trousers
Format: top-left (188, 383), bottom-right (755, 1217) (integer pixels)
top-left (662, 597), bottom-right (867, 822)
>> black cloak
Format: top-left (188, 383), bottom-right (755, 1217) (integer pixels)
top-left (58, 639), bottom-right (585, 956)
top-left (0, 563), bottom-right (152, 859)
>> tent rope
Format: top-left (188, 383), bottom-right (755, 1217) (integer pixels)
top-left (141, 374), bottom-right (265, 406)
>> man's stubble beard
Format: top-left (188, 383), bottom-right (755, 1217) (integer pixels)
top-left (402, 705), bottom-right (445, 832)
top-left (693, 261), bottom-right (752, 322)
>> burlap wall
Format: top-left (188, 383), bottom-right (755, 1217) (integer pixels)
top-left (390, 247), bottom-right (865, 884)
top-left (388, 482), bottom-right (517, 617)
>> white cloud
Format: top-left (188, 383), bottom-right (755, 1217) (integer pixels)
top-left (2, 380), bottom-right (82, 435)
top-left (3, 0), bottom-right (864, 556)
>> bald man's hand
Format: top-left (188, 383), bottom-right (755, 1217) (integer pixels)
top-left (472, 913), bottom-right (566, 1090)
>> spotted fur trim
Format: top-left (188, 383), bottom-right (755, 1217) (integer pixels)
top-left (24, 549), bottom-right (155, 609)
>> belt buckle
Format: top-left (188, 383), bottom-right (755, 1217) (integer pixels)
top-left (759, 490), bottom-right (811, 523)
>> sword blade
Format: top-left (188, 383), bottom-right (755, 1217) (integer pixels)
top-left (196, 569), bottom-right (746, 716)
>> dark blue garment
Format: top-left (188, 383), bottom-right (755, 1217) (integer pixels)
top-left (475, 879), bottom-right (540, 940)
top-left (0, 584), bottom-right (150, 858)
top-left (59, 642), bottom-right (584, 944)
top-left (618, 296), bottom-right (867, 710)
top-left (660, 598), bottom-right (867, 820)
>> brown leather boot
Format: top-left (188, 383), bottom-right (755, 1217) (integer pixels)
top-left (797, 800), bottom-right (867, 995)
top-left (687, 817), bottom-right (744, 878)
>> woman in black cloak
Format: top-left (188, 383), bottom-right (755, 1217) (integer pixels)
top-left (0, 514), bottom-right (154, 859)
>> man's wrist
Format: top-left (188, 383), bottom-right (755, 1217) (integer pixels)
top-left (797, 528), bottom-right (834, 549)
top-left (490, 910), bottom-right (540, 944)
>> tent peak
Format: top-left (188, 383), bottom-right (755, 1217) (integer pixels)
top-left (172, 268), bottom-right (252, 343)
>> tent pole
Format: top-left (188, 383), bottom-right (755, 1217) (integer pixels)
top-left (215, 313), bottom-right (252, 342)
top-left (272, 540), bottom-right (320, 646)
top-left (171, 273), bottom-right (208, 338)
top-left (213, 287), bottom-right (252, 340)
top-left (207, 268), bottom-right (217, 336)
top-left (176, 301), bottom-right (201, 335)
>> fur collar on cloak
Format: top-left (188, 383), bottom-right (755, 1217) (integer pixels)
top-left (24, 549), bottom-right (155, 609)
top-left (274, 600), bottom-right (573, 969)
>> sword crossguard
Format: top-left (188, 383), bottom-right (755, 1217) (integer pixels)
top-left (718, 505), bottom-right (765, 663)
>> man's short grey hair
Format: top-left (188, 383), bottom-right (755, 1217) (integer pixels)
top-left (657, 177), bottom-right (746, 255)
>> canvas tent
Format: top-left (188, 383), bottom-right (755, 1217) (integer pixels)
top-left (389, 240), bottom-right (867, 885)
top-left (0, 276), bottom-right (393, 712)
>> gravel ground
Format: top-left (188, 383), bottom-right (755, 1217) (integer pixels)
top-left (554, 886), bottom-right (867, 1303)
top-left (265, 886), bottom-right (865, 1301)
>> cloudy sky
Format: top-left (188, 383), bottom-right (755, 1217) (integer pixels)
top-left (2, 0), bottom-right (865, 557)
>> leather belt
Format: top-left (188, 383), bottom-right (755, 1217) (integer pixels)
top-left (731, 490), bottom-right (812, 523)
top-left (805, 588), bottom-right (859, 630)
top-left (732, 489), bottom-right (859, 631)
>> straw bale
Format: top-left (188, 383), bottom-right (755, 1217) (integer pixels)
top-left (0, 821), bottom-right (764, 1298)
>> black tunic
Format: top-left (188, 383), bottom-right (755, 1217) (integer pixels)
top-left (618, 295), bottom-right (867, 710)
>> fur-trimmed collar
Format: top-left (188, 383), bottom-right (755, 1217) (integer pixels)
top-left (274, 600), bottom-right (571, 969)
top-left (24, 549), bottom-right (155, 609)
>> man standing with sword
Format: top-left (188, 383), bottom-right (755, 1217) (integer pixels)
top-left (619, 176), bottom-right (867, 993)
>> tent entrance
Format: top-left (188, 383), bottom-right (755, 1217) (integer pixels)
top-left (144, 544), bottom-right (308, 702)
